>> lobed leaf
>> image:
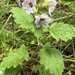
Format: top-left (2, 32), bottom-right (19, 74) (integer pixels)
top-left (50, 22), bottom-right (75, 41)
top-left (0, 45), bottom-right (29, 69)
top-left (38, 43), bottom-right (64, 75)
top-left (11, 7), bottom-right (35, 31)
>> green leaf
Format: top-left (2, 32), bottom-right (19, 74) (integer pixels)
top-left (38, 43), bottom-right (64, 75)
top-left (50, 22), bottom-right (75, 41)
top-left (33, 26), bottom-right (49, 38)
top-left (33, 28), bottom-right (43, 38)
top-left (11, 7), bottom-right (35, 31)
top-left (15, 30), bottom-right (25, 37)
top-left (4, 66), bottom-right (20, 75)
top-left (0, 45), bottom-right (29, 69)
top-left (32, 65), bottom-right (53, 75)
top-left (61, 1), bottom-right (75, 10)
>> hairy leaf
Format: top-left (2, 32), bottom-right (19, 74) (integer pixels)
top-left (11, 7), bottom-right (35, 31)
top-left (50, 22), bottom-right (75, 41)
top-left (0, 45), bottom-right (29, 69)
top-left (38, 43), bottom-right (64, 75)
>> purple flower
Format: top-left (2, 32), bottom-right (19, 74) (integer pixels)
top-left (35, 14), bottom-right (53, 28)
top-left (22, 0), bottom-right (36, 14)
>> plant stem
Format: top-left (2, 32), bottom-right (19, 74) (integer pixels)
top-left (53, 14), bottom-right (75, 23)
top-left (0, 14), bottom-right (12, 34)
top-left (72, 41), bottom-right (75, 59)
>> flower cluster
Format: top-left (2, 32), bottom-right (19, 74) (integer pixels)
top-left (22, 0), bottom-right (57, 28)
